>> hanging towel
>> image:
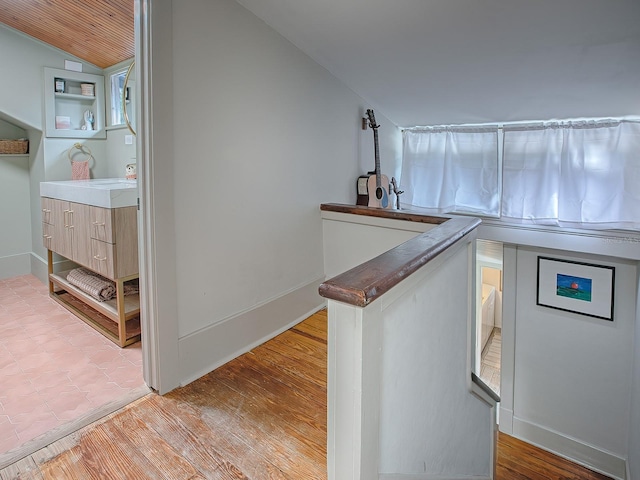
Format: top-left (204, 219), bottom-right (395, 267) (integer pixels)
top-left (71, 160), bottom-right (90, 180)
top-left (68, 143), bottom-right (93, 180)
top-left (66, 268), bottom-right (116, 302)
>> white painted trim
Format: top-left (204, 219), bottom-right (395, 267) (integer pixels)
top-left (178, 278), bottom-right (325, 388)
top-left (477, 221), bottom-right (640, 261)
top-left (497, 245), bottom-right (517, 436)
top-left (321, 210), bottom-right (437, 234)
top-left (512, 417), bottom-right (627, 480)
top-left (327, 300), bottom-right (382, 480)
top-left (136, 0), bottom-right (181, 394)
top-left (379, 475), bottom-right (490, 480)
top-left (0, 253), bottom-right (30, 280)
top-left (498, 407), bottom-right (513, 434)
top-left (30, 252), bottom-right (48, 284)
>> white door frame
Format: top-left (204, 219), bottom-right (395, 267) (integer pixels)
top-left (136, 0), bottom-right (181, 394)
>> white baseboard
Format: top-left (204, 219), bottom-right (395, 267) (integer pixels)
top-left (0, 253), bottom-right (31, 280)
top-left (379, 474), bottom-right (490, 480)
top-left (498, 407), bottom-right (513, 434)
top-left (512, 417), bottom-right (627, 480)
top-left (30, 252), bottom-right (48, 283)
top-left (177, 277), bottom-right (326, 387)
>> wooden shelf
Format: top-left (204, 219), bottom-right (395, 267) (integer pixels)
top-left (49, 268), bottom-right (141, 347)
top-left (50, 270), bottom-right (140, 321)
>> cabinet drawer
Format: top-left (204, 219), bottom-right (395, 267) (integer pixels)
top-left (90, 239), bottom-right (115, 279)
top-left (90, 206), bottom-right (115, 243)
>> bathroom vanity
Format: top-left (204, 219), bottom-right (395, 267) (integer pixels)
top-left (40, 179), bottom-right (139, 347)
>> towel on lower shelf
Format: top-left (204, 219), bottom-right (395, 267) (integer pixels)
top-left (66, 268), bottom-right (116, 302)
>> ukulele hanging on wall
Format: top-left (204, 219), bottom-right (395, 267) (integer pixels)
top-left (357, 109), bottom-right (391, 208)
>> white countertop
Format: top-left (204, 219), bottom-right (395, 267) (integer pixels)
top-left (40, 178), bottom-right (138, 208)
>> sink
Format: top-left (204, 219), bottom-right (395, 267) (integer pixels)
top-left (40, 178), bottom-right (138, 208)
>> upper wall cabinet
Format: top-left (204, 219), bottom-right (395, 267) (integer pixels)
top-left (44, 67), bottom-right (106, 139)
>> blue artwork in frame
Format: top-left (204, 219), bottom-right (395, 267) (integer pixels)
top-left (556, 274), bottom-right (592, 302)
top-left (537, 256), bottom-right (615, 321)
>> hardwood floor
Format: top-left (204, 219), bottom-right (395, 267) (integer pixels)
top-left (1, 310), bottom-right (612, 480)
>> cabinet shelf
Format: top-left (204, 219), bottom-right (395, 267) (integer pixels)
top-left (54, 92), bottom-right (96, 101)
top-left (49, 269), bottom-right (141, 347)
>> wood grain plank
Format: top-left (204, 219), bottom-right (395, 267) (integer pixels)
top-left (179, 372), bottom-right (327, 478)
top-left (1, 311), bottom-right (613, 480)
top-left (74, 421), bottom-right (163, 479)
top-left (106, 408), bottom-right (206, 479)
top-left (496, 432), bottom-right (612, 480)
top-left (132, 396), bottom-right (249, 480)
top-left (155, 389), bottom-right (292, 480)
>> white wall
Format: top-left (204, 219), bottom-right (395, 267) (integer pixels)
top-left (0, 24), bottom-right (132, 280)
top-left (629, 269), bottom-right (640, 480)
top-left (143, 0), bottom-right (401, 391)
top-left (506, 246), bottom-right (635, 478)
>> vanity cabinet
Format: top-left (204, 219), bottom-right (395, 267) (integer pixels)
top-left (42, 196), bottom-right (139, 347)
top-left (43, 67), bottom-right (106, 139)
top-left (42, 198), bottom-right (92, 266)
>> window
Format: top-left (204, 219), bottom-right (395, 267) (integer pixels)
top-left (401, 119), bottom-right (640, 231)
top-left (401, 126), bottom-right (500, 216)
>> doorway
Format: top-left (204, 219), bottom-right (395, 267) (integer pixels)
top-left (476, 239), bottom-right (503, 397)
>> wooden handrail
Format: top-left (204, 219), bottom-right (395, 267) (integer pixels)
top-left (318, 204), bottom-right (481, 307)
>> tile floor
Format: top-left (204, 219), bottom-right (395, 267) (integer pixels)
top-left (480, 328), bottom-right (501, 397)
top-left (0, 275), bottom-right (145, 456)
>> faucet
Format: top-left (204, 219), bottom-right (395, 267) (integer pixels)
top-left (390, 177), bottom-right (404, 210)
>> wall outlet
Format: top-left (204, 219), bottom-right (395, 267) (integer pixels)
top-left (125, 135), bottom-right (134, 145)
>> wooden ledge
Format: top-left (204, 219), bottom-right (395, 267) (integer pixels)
top-left (319, 204), bottom-right (481, 307)
top-left (320, 202), bottom-right (450, 225)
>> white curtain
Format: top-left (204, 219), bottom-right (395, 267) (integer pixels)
top-left (503, 120), bottom-right (640, 230)
top-left (401, 127), bottom-right (499, 215)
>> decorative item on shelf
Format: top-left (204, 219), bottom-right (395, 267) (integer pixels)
top-left (364, 109), bottom-right (391, 209)
top-left (55, 78), bottom-right (65, 93)
top-left (82, 110), bottom-right (94, 131)
top-left (390, 177), bottom-right (404, 210)
top-left (80, 83), bottom-right (95, 96)
top-left (126, 163), bottom-right (137, 180)
top-left (68, 142), bottom-right (94, 180)
top-left (0, 138), bottom-right (28, 154)
top-left (55, 116), bottom-right (71, 130)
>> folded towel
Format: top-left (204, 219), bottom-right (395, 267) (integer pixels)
top-left (66, 268), bottom-right (116, 302)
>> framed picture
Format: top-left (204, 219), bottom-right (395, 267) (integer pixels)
top-left (536, 256), bottom-right (615, 321)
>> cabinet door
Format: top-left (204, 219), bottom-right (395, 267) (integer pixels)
top-left (41, 197), bottom-right (55, 225)
top-left (51, 199), bottom-right (72, 258)
top-left (69, 202), bottom-right (92, 268)
top-left (42, 223), bottom-right (54, 251)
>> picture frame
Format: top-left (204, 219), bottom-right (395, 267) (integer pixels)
top-left (536, 256), bottom-right (615, 321)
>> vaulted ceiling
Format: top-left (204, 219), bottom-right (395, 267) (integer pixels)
top-left (0, 0), bottom-right (134, 68)
top-left (1, 0), bottom-right (639, 127)
top-left (236, 0), bottom-right (640, 127)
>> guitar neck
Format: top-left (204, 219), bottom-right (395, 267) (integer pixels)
top-left (373, 127), bottom-right (381, 187)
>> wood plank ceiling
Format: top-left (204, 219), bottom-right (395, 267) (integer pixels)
top-left (0, 0), bottom-right (134, 69)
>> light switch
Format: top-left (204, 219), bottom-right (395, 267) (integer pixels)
top-left (125, 135), bottom-right (134, 145)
